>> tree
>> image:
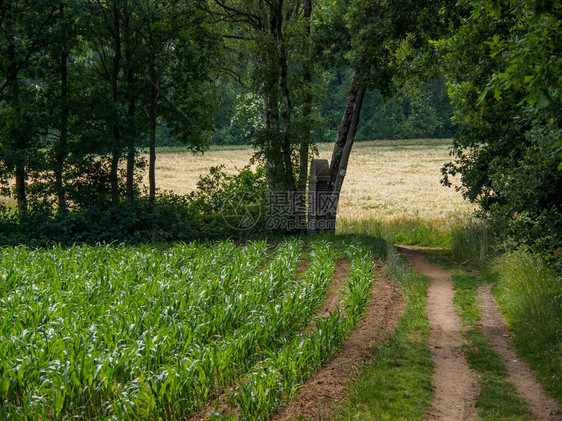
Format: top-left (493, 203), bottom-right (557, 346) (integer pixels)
top-left (315, 0), bottom-right (449, 225)
top-left (137, 0), bottom-right (218, 203)
top-left (208, 0), bottom-right (324, 231)
top-left (0, 0), bottom-right (62, 216)
top-left (36, 0), bottom-right (85, 213)
top-left (439, 0), bottom-right (562, 256)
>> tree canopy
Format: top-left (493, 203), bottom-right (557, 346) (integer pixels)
top-left (439, 0), bottom-right (562, 258)
top-left (0, 0), bottom-right (560, 253)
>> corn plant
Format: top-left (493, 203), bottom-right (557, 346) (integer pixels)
top-left (225, 239), bottom-right (377, 420)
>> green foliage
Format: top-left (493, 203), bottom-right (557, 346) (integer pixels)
top-left (188, 165), bottom-right (267, 236)
top-left (439, 0), bottom-right (562, 256)
top-left (224, 238), bottom-right (377, 419)
top-left (0, 163), bottom-right (270, 246)
top-left (0, 198), bottom-right (191, 246)
top-left (0, 0), bottom-right (218, 214)
top-left (0, 237), bottom-right (378, 419)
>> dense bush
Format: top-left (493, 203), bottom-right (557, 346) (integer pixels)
top-left (439, 1), bottom-right (562, 258)
top-left (0, 166), bottom-right (268, 247)
top-left (187, 165), bottom-right (267, 236)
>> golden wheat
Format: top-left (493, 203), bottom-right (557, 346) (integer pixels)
top-left (145, 139), bottom-right (474, 226)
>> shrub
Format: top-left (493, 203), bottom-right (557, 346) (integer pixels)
top-left (188, 165), bottom-right (267, 236)
top-left (0, 166), bottom-right (268, 247)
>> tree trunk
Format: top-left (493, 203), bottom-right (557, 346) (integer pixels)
top-left (15, 166), bottom-right (27, 216)
top-left (148, 43), bottom-right (159, 205)
top-left (320, 68), bottom-right (366, 231)
top-left (297, 0), bottom-right (312, 193)
top-left (294, 0), bottom-right (312, 233)
top-left (6, 0), bottom-right (27, 216)
top-left (332, 86), bottom-right (366, 195)
top-left (126, 104), bottom-right (135, 200)
top-left (329, 69), bottom-right (365, 192)
top-left (277, 0), bottom-right (295, 193)
top-left (123, 9), bottom-right (136, 200)
top-left (110, 4), bottom-right (122, 207)
top-left (55, 2), bottom-right (68, 213)
top-left (261, 4), bottom-right (282, 194)
top-left (148, 93), bottom-right (157, 204)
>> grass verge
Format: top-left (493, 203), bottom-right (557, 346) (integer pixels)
top-left (428, 255), bottom-right (531, 420)
top-left (336, 245), bottom-right (433, 420)
top-left (338, 217), bottom-right (454, 248)
top-left (493, 250), bottom-right (562, 402)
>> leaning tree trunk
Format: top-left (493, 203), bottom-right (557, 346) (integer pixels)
top-left (308, 68), bottom-right (365, 233)
top-left (329, 69), bottom-right (366, 196)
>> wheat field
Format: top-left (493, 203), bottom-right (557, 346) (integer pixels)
top-left (1, 139), bottom-right (474, 229)
top-left (147, 139), bottom-right (475, 227)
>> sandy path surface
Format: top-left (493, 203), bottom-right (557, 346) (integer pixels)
top-left (478, 284), bottom-right (562, 420)
top-left (399, 247), bottom-right (479, 420)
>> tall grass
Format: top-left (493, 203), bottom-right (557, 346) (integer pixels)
top-left (449, 217), bottom-right (497, 267)
top-left (338, 216), bottom-right (454, 247)
top-left (493, 249), bottom-right (562, 401)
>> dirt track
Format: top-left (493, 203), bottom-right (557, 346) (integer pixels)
top-left (401, 247), bottom-right (562, 421)
top-left (192, 247), bottom-right (561, 420)
top-left (399, 247), bottom-right (479, 420)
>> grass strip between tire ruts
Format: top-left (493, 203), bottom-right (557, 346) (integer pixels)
top-left (427, 254), bottom-right (531, 421)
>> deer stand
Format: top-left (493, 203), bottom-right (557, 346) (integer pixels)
top-left (308, 159), bottom-right (338, 233)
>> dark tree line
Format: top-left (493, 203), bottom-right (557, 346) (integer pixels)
top-left (0, 0), bottom-right (217, 217)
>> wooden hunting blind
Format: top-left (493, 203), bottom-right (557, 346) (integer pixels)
top-left (308, 159), bottom-right (337, 233)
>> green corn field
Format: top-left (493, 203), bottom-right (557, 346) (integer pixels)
top-left (0, 238), bottom-right (376, 420)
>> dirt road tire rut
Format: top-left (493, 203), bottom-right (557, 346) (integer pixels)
top-left (399, 247), bottom-right (479, 421)
top-left (478, 284), bottom-right (562, 420)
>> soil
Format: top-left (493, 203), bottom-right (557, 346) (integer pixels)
top-left (313, 258), bottom-right (350, 317)
top-left (398, 246), bottom-right (479, 421)
top-left (477, 284), bottom-right (562, 420)
top-left (272, 262), bottom-right (404, 420)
